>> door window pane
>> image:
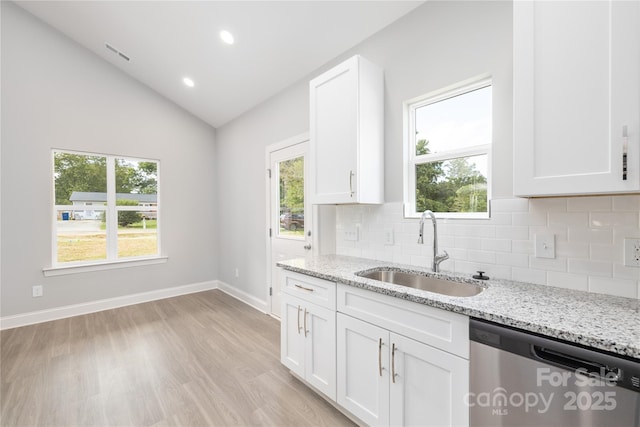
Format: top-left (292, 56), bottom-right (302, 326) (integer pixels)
top-left (278, 156), bottom-right (304, 238)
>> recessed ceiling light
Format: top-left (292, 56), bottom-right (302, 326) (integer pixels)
top-left (183, 77), bottom-right (195, 88)
top-left (220, 30), bottom-right (234, 45)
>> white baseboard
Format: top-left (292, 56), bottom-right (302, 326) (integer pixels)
top-left (0, 280), bottom-right (218, 330)
top-left (217, 280), bottom-right (268, 314)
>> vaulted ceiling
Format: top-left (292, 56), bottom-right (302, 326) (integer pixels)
top-left (17, 1), bottom-right (423, 127)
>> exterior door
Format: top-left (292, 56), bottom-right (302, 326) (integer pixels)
top-left (267, 136), bottom-right (311, 317)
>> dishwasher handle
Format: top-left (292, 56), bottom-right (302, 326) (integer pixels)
top-left (532, 345), bottom-right (621, 383)
top-left (470, 318), bottom-right (640, 393)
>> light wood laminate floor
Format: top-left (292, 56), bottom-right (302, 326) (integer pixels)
top-left (1, 290), bottom-right (354, 426)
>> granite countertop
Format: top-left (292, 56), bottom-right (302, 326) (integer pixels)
top-left (277, 254), bottom-right (640, 360)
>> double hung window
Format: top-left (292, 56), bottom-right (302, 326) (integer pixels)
top-left (52, 150), bottom-right (160, 266)
top-left (404, 78), bottom-right (492, 218)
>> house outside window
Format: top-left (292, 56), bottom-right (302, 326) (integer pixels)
top-left (52, 150), bottom-right (160, 265)
top-left (404, 77), bottom-right (492, 219)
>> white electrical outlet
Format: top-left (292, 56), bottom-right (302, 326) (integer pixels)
top-left (32, 285), bottom-right (43, 298)
top-left (384, 228), bottom-right (394, 245)
top-left (534, 234), bottom-right (555, 259)
top-left (344, 228), bottom-right (359, 242)
top-left (235, 268), bottom-right (240, 278)
top-left (623, 238), bottom-right (640, 267)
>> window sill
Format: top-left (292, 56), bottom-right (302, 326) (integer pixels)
top-left (43, 256), bottom-right (168, 277)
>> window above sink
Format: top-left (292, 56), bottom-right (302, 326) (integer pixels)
top-left (403, 76), bottom-right (493, 219)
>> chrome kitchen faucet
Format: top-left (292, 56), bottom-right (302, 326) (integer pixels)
top-left (418, 210), bottom-right (449, 272)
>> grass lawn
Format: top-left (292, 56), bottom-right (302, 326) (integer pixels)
top-left (57, 232), bottom-right (157, 263)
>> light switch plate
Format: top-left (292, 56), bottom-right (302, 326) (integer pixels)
top-left (534, 234), bottom-right (555, 259)
top-left (344, 227), bottom-right (359, 242)
top-left (384, 228), bottom-right (394, 245)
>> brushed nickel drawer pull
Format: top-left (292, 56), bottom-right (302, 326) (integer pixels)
top-left (378, 338), bottom-right (383, 377)
top-left (391, 343), bottom-right (397, 384)
top-left (304, 308), bottom-right (309, 338)
top-left (297, 305), bottom-right (302, 334)
top-left (294, 284), bottom-right (314, 292)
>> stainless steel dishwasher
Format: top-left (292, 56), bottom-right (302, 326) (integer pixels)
top-left (469, 318), bottom-right (640, 427)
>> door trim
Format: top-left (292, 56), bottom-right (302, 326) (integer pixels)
top-left (265, 132), bottom-right (309, 319)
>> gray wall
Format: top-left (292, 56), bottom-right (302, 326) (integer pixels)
top-left (1, 2), bottom-right (218, 317)
top-left (215, 1), bottom-right (512, 299)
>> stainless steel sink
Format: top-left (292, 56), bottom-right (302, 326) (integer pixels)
top-left (356, 268), bottom-right (484, 297)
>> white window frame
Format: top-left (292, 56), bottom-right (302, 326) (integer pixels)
top-left (46, 149), bottom-right (163, 275)
top-left (403, 76), bottom-right (492, 219)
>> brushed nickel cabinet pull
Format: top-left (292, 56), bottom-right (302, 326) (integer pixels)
top-left (349, 170), bottom-right (355, 197)
top-left (297, 305), bottom-right (302, 334)
top-left (623, 125), bottom-right (629, 181)
top-left (378, 338), bottom-right (383, 377)
top-left (391, 343), bottom-right (397, 384)
top-left (304, 308), bottom-right (309, 338)
top-left (294, 284), bottom-right (314, 292)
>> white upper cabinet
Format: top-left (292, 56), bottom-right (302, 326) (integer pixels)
top-left (513, 1), bottom-right (640, 197)
top-left (309, 55), bottom-right (384, 204)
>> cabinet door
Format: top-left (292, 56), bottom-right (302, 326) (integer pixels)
top-left (337, 313), bottom-right (390, 426)
top-left (513, 0), bottom-right (640, 196)
top-left (389, 333), bottom-right (469, 427)
top-left (304, 303), bottom-right (336, 400)
top-left (280, 295), bottom-right (305, 377)
top-left (310, 57), bottom-right (358, 204)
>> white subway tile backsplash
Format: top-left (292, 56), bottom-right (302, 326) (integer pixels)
top-left (590, 212), bottom-right (639, 228)
top-left (511, 239), bottom-right (534, 254)
top-left (530, 256), bottom-right (567, 272)
top-left (530, 225), bottom-right (568, 242)
top-left (555, 241), bottom-right (589, 259)
top-left (548, 212), bottom-right (589, 227)
top-left (482, 238), bottom-right (511, 253)
top-left (453, 236), bottom-right (484, 250)
top-left (491, 198), bottom-right (529, 212)
top-left (547, 271), bottom-right (589, 291)
top-left (467, 250), bottom-right (496, 264)
top-left (613, 264), bottom-right (640, 281)
top-left (529, 198), bottom-right (567, 212)
top-left (495, 252), bottom-right (529, 268)
top-left (589, 277), bottom-right (638, 298)
top-left (590, 244), bottom-right (622, 263)
top-left (335, 196), bottom-right (640, 299)
top-left (612, 195), bottom-right (640, 212)
top-left (512, 267), bottom-right (547, 285)
top-left (465, 225), bottom-right (496, 238)
top-left (512, 211), bottom-right (547, 227)
top-left (488, 212), bottom-right (512, 225)
top-left (567, 196), bottom-right (612, 212)
top-left (567, 259), bottom-right (612, 278)
top-left (567, 228), bottom-right (613, 244)
top-left (495, 225), bottom-right (529, 240)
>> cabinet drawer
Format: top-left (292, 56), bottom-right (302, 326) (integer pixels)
top-left (337, 284), bottom-right (468, 359)
top-left (282, 270), bottom-right (336, 310)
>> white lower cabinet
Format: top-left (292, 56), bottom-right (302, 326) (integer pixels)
top-left (280, 271), bottom-right (336, 400)
top-left (279, 271), bottom-right (469, 427)
top-left (337, 313), bottom-right (469, 427)
top-left (389, 332), bottom-right (469, 427)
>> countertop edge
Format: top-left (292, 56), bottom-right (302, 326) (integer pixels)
top-left (277, 260), bottom-right (640, 360)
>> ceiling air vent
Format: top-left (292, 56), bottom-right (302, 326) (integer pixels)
top-left (105, 43), bottom-right (131, 62)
